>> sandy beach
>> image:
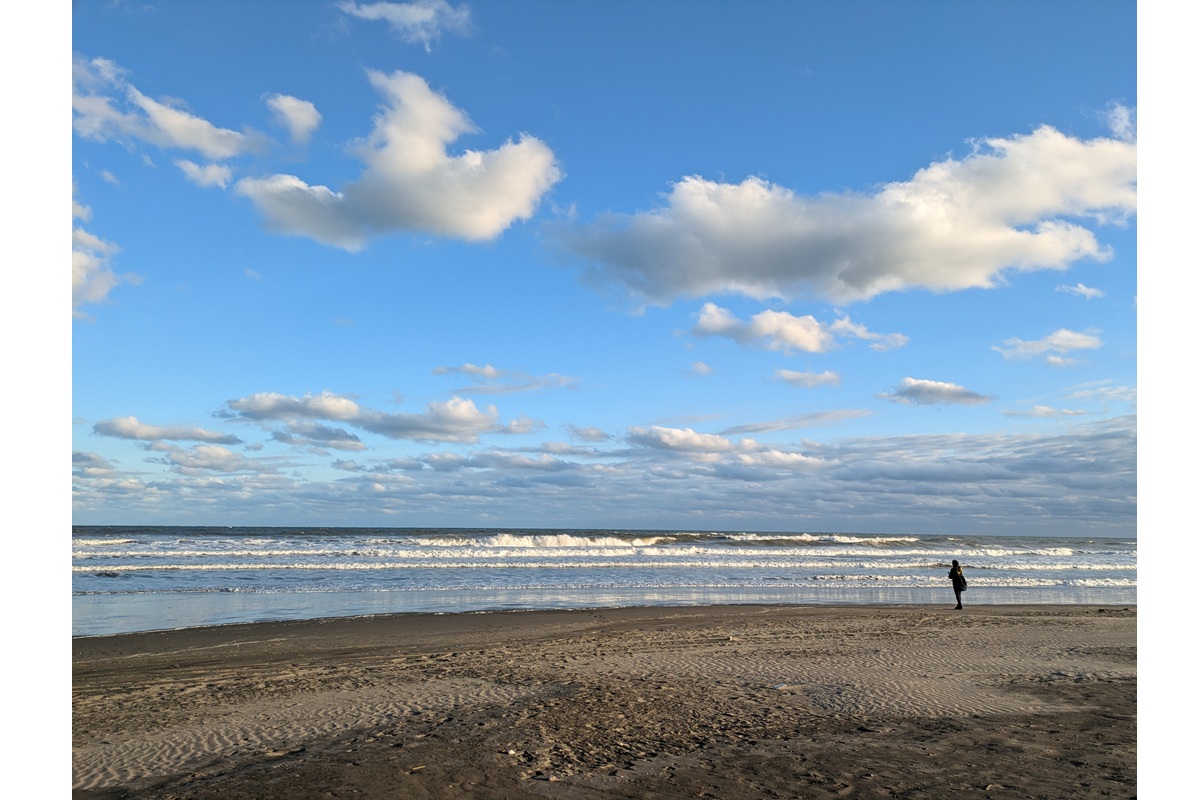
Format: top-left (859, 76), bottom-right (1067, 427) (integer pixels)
top-left (73, 604), bottom-right (1135, 799)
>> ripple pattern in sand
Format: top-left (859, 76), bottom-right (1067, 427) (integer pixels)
top-left (72, 678), bottom-right (535, 792)
top-left (551, 614), bottom-right (1134, 718)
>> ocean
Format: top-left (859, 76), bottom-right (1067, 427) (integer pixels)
top-left (72, 526), bottom-right (1137, 637)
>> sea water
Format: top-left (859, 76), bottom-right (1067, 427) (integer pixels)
top-left (72, 526), bottom-right (1137, 637)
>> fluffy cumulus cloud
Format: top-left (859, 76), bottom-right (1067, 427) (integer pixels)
top-left (878, 377), bottom-right (993, 406)
top-left (73, 189), bottom-right (136, 318)
top-left (93, 415), bottom-right (242, 444)
top-left (558, 119), bottom-right (1136, 306)
top-left (73, 451), bottom-right (118, 479)
top-left (235, 70), bottom-right (562, 249)
top-left (228, 391), bottom-right (363, 421)
top-left (224, 390), bottom-right (530, 444)
top-left (693, 303), bottom-right (832, 353)
top-left (692, 303), bottom-right (905, 354)
top-left (338, 1), bottom-right (472, 51)
top-left (73, 56), bottom-right (263, 161)
top-left (733, 449), bottom-right (823, 469)
top-left (357, 398), bottom-right (503, 442)
top-left (272, 421), bottom-right (366, 451)
top-left (622, 425), bottom-right (826, 473)
top-left (992, 328), bottom-right (1102, 363)
top-left (265, 94), bottom-right (322, 143)
top-left (152, 443), bottom-right (269, 475)
top-left (175, 159), bottom-right (232, 189)
top-left (627, 426), bottom-right (735, 453)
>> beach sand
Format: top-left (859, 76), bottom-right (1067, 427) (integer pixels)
top-left (73, 604), bottom-right (1135, 799)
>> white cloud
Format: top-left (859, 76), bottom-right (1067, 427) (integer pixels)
top-left (266, 94), bottom-right (322, 143)
top-left (175, 159), bottom-right (232, 189)
top-left (73, 451), bottom-right (113, 469)
top-left (774, 369), bottom-right (841, 388)
top-left (1002, 405), bottom-right (1091, 418)
top-left (338, 1), bottom-right (472, 51)
top-left (434, 362), bottom-right (501, 380)
top-left (73, 412), bottom-right (1135, 537)
top-left (828, 317), bottom-right (909, 351)
top-left (73, 226), bottom-right (123, 317)
top-left (1056, 282), bottom-right (1105, 299)
top-left (73, 188), bottom-right (137, 318)
top-left (719, 409), bottom-right (869, 435)
top-left (734, 449), bottom-right (823, 469)
top-left (1105, 103), bottom-right (1137, 142)
top-left (224, 391), bottom-right (529, 444)
top-left (93, 415), bottom-right (242, 444)
top-left (623, 427), bottom-right (826, 471)
top-left (73, 56), bottom-right (262, 160)
top-left (992, 328), bottom-right (1102, 361)
top-left (273, 421), bottom-right (366, 451)
top-left (228, 391), bottom-right (363, 421)
top-left (433, 362), bottom-right (579, 394)
top-left (692, 303), bottom-right (904, 354)
top-left (693, 303), bottom-right (832, 353)
top-left (878, 377), bottom-right (993, 406)
top-left (688, 361), bottom-right (714, 376)
top-left (627, 425), bottom-right (734, 453)
top-left (73, 451), bottom-right (119, 479)
top-left (233, 175), bottom-right (359, 248)
top-left (503, 416), bottom-right (546, 435)
top-left (462, 451), bottom-right (572, 472)
top-left (558, 120), bottom-right (1136, 306)
top-left (156, 444), bottom-right (268, 474)
top-left (1065, 381), bottom-right (1136, 406)
top-left (358, 397), bottom-right (503, 443)
top-left (236, 70), bottom-right (561, 249)
top-left (566, 424), bottom-right (611, 443)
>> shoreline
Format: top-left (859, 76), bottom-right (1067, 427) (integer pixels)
top-left (72, 588), bottom-right (1138, 639)
top-left (72, 597), bottom-right (1138, 640)
top-left (74, 604), bottom-right (1136, 798)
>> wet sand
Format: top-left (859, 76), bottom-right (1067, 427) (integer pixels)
top-left (73, 604), bottom-right (1136, 799)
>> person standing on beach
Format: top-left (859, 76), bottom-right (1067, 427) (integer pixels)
top-left (948, 559), bottom-right (966, 609)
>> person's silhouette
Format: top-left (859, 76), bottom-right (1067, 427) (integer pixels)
top-left (948, 559), bottom-right (966, 609)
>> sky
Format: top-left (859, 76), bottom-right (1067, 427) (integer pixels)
top-left (67, 0), bottom-right (1141, 536)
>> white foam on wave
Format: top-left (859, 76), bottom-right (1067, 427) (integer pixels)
top-left (72, 556), bottom-right (1019, 573)
top-left (73, 548), bottom-right (417, 559)
top-left (971, 546), bottom-right (1077, 557)
top-left (728, 533), bottom-right (921, 545)
top-left (417, 533), bottom-right (663, 549)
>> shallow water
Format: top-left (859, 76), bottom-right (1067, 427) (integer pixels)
top-left (72, 526), bottom-right (1136, 636)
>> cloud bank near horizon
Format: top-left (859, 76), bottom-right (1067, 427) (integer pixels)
top-left (74, 405), bottom-right (1136, 535)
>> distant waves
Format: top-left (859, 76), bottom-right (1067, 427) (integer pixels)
top-left (72, 526), bottom-right (1137, 636)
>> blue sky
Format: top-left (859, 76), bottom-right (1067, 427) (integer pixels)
top-left (68, 0), bottom-right (1139, 535)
